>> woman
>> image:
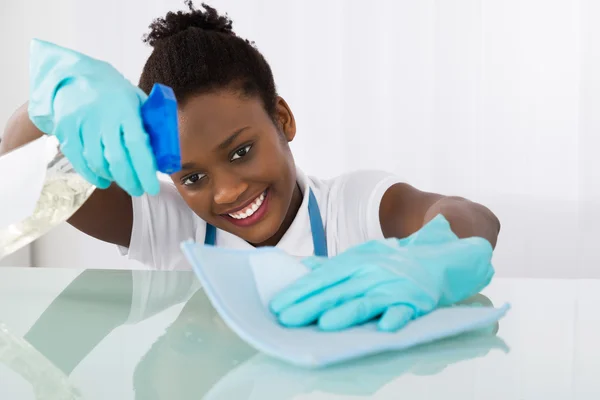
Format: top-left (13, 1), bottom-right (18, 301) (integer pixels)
top-left (0, 2), bottom-right (500, 331)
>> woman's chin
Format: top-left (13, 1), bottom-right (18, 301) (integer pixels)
top-left (235, 213), bottom-right (286, 247)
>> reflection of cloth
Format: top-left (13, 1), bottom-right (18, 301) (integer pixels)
top-left (126, 271), bottom-right (200, 324)
top-left (203, 331), bottom-right (509, 400)
top-left (181, 242), bottom-right (510, 367)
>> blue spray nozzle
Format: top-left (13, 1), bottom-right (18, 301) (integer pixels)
top-left (141, 83), bottom-right (181, 174)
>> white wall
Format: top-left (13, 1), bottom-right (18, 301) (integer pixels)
top-left (0, 246), bottom-right (31, 268)
top-left (1, 0), bottom-right (598, 277)
top-left (0, 0), bottom-right (75, 268)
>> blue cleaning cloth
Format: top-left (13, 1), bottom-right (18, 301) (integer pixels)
top-left (180, 241), bottom-right (510, 368)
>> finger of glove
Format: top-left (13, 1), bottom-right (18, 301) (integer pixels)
top-left (377, 304), bottom-right (415, 332)
top-left (121, 115), bottom-right (160, 196)
top-left (270, 262), bottom-right (361, 314)
top-left (54, 118), bottom-right (110, 189)
top-left (277, 274), bottom-right (388, 327)
top-left (317, 294), bottom-right (391, 331)
top-left (103, 126), bottom-right (144, 197)
top-left (80, 114), bottom-right (114, 181)
top-left (370, 279), bottom-right (438, 317)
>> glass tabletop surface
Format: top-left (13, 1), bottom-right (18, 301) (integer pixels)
top-left (0, 267), bottom-right (598, 400)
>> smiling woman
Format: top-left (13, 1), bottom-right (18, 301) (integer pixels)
top-left (168, 91), bottom-right (300, 247)
top-left (0, 1), bottom-right (500, 272)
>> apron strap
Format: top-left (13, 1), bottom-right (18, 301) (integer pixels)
top-left (308, 188), bottom-right (328, 257)
top-left (204, 222), bottom-right (217, 247)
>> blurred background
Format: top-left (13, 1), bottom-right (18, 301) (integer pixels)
top-left (0, 0), bottom-right (599, 278)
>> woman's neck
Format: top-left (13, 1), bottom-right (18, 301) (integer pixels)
top-left (255, 183), bottom-right (303, 247)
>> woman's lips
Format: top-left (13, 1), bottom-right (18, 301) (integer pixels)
top-left (221, 189), bottom-right (270, 227)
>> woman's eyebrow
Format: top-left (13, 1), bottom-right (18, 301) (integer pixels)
top-left (180, 162), bottom-right (200, 171)
top-left (215, 126), bottom-right (250, 151)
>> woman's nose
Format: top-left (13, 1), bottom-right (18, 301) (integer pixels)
top-left (212, 173), bottom-right (249, 205)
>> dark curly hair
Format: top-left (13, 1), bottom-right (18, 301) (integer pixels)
top-left (138, 1), bottom-right (278, 119)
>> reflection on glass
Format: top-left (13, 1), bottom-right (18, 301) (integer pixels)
top-left (204, 330), bottom-right (508, 399)
top-left (2, 270), bottom-right (508, 400)
top-left (0, 321), bottom-right (83, 399)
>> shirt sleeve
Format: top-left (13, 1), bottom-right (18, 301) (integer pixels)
top-left (328, 170), bottom-right (402, 252)
top-left (118, 180), bottom-right (203, 270)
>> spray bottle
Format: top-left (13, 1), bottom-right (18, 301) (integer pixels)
top-left (0, 83), bottom-right (181, 261)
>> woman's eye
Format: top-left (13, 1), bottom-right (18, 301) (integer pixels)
top-left (231, 145), bottom-right (252, 161)
top-left (183, 173), bottom-right (205, 186)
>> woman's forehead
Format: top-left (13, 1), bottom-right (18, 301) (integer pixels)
top-left (175, 92), bottom-right (271, 161)
top-left (178, 91), bottom-right (267, 136)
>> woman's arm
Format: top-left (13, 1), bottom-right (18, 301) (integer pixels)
top-left (0, 103), bottom-right (44, 151)
top-left (379, 183), bottom-right (500, 248)
top-left (24, 270), bottom-right (133, 374)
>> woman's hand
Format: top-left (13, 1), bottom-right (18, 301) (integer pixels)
top-left (270, 215), bottom-right (495, 332)
top-left (28, 39), bottom-right (160, 197)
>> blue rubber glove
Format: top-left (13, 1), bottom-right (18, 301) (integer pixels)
top-left (28, 39), bottom-right (159, 196)
top-left (270, 215), bottom-right (495, 332)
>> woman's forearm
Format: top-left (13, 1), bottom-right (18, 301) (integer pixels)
top-left (0, 102), bottom-right (44, 156)
top-left (424, 196), bottom-right (501, 249)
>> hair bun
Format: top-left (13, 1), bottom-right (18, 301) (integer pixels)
top-left (143, 1), bottom-right (235, 47)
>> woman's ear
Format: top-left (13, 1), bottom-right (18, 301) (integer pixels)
top-left (274, 97), bottom-right (296, 142)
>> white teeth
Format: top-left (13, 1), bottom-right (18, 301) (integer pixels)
top-left (229, 191), bottom-right (266, 219)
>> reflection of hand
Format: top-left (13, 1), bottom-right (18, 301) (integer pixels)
top-left (318, 332), bottom-right (509, 395)
top-left (271, 215), bottom-right (494, 332)
top-left (204, 331), bottom-right (509, 399)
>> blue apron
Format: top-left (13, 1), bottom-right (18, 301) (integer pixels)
top-left (204, 188), bottom-right (328, 257)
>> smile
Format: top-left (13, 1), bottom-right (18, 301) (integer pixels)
top-left (221, 189), bottom-right (270, 227)
top-left (228, 191), bottom-right (266, 219)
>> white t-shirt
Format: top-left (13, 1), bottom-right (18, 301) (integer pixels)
top-left (119, 168), bottom-right (402, 270)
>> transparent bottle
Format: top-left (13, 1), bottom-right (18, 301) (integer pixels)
top-left (0, 83), bottom-right (181, 261)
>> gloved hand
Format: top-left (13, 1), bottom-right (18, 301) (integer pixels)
top-left (28, 39), bottom-right (159, 196)
top-left (269, 215), bottom-right (495, 332)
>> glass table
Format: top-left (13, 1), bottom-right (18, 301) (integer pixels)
top-left (0, 267), bottom-right (598, 399)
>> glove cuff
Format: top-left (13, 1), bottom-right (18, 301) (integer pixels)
top-left (27, 39), bottom-right (124, 134)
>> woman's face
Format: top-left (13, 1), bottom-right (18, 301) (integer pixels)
top-left (171, 90), bottom-right (301, 246)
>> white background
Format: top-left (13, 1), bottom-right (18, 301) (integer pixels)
top-left (1, 0), bottom-right (599, 278)
top-left (0, 5), bottom-right (599, 399)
